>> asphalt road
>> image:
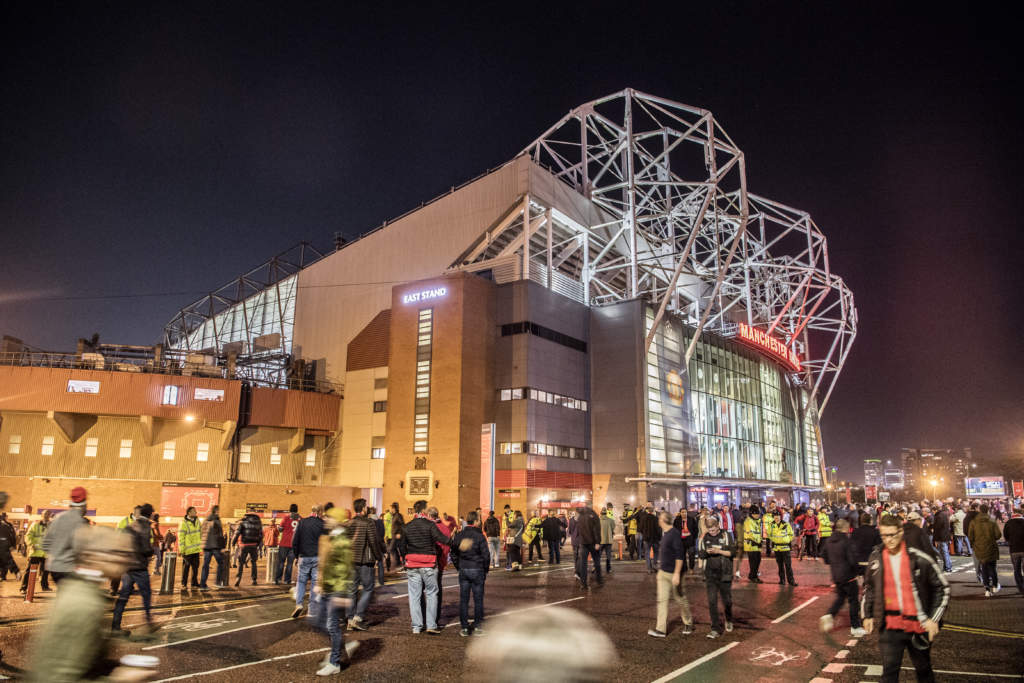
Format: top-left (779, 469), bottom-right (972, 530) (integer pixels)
top-left (1, 547), bottom-right (1021, 681)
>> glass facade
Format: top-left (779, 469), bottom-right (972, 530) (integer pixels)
top-left (644, 308), bottom-right (823, 487)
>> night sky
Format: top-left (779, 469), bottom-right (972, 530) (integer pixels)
top-left (2, 4), bottom-right (1021, 480)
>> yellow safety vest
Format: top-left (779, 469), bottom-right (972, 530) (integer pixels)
top-left (769, 521), bottom-right (794, 552)
top-left (383, 511), bottom-right (393, 540)
top-left (523, 517), bottom-right (542, 543)
top-left (818, 512), bottom-right (833, 538)
top-left (742, 517), bottom-right (763, 552)
top-left (178, 517), bottom-right (202, 556)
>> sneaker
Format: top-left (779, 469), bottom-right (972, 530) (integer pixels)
top-left (472, 627), bottom-right (486, 637)
top-left (850, 627), bottom-right (867, 638)
top-left (993, 584), bottom-right (1002, 594)
top-left (425, 627), bottom-right (441, 635)
top-left (819, 614), bottom-right (834, 632)
top-left (348, 617), bottom-right (368, 632)
top-left (681, 623), bottom-right (694, 635)
top-left (985, 589), bottom-right (992, 597)
top-left (647, 629), bottom-right (667, 638)
top-left (725, 621), bottom-right (733, 633)
top-left (707, 630), bottom-right (721, 639)
top-left (291, 605), bottom-right (305, 619)
top-left (460, 628), bottom-right (471, 637)
top-left (316, 663), bottom-right (341, 676)
top-left (735, 571), bottom-right (741, 578)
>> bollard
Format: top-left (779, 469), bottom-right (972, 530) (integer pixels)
top-left (24, 564), bottom-right (38, 603)
top-left (217, 550), bottom-right (229, 586)
top-left (617, 538), bottom-right (623, 560)
top-left (159, 552), bottom-right (178, 595)
top-left (266, 546), bottom-right (279, 585)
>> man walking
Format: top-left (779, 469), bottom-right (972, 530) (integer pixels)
top-left (483, 511), bottom-right (501, 568)
top-left (575, 506), bottom-right (603, 589)
top-left (648, 511), bottom-right (693, 638)
top-left (541, 511), bottom-right (564, 565)
top-left (42, 486), bottom-right (90, 585)
top-left (952, 505), bottom-right (970, 556)
top-left (968, 504), bottom-right (1002, 596)
top-left (387, 502), bottom-right (406, 573)
top-left (232, 510), bottom-right (263, 586)
top-left (177, 506), bottom-right (202, 589)
top-left (451, 510), bottom-right (490, 636)
top-left (931, 505), bottom-right (953, 573)
top-left (400, 500), bottom-right (452, 634)
top-left (292, 504), bottom-right (324, 618)
top-left (699, 515), bottom-right (735, 638)
top-left (862, 514), bottom-right (950, 682)
top-left (741, 506), bottom-right (763, 583)
top-left (276, 504), bottom-right (301, 585)
top-left (770, 509), bottom-right (797, 586)
top-left (111, 503), bottom-right (156, 637)
top-left (20, 510), bottom-right (52, 594)
top-left (345, 498), bottom-right (384, 631)
top-left (600, 509), bottom-right (615, 573)
top-left (1004, 507), bottom-right (1024, 594)
top-left (198, 505), bottom-right (227, 590)
top-left (316, 507), bottom-right (357, 676)
top-left (820, 519), bottom-right (865, 637)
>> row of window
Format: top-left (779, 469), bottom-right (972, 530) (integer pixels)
top-left (498, 387), bottom-right (588, 412)
top-left (500, 321), bottom-right (587, 353)
top-left (6, 434), bottom-right (315, 466)
top-left (161, 385), bottom-right (225, 405)
top-left (498, 441), bottom-right (589, 460)
top-left (414, 309), bottom-right (433, 454)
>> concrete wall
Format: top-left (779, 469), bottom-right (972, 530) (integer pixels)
top-left (337, 366), bottom-right (388, 489)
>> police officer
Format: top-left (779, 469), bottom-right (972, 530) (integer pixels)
top-left (742, 506), bottom-right (763, 583)
top-left (770, 509), bottom-right (797, 586)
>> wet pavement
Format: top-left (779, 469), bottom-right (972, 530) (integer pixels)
top-left (1, 548), bottom-right (1022, 681)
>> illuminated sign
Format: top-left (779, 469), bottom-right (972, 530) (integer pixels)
top-left (402, 287), bottom-right (447, 304)
top-left (194, 388), bottom-right (225, 402)
top-left (67, 379), bottom-right (100, 394)
top-left (965, 476), bottom-right (1006, 497)
top-left (736, 323), bottom-right (802, 372)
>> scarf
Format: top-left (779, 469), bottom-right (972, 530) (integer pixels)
top-left (882, 542), bottom-right (925, 633)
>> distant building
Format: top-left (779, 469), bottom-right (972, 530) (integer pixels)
top-left (863, 459), bottom-right (883, 487)
top-left (899, 448), bottom-right (972, 497)
top-left (883, 469), bottom-right (904, 490)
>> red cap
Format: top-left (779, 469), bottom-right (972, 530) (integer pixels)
top-left (70, 486), bottom-right (87, 504)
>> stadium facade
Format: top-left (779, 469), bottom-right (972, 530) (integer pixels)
top-left (0, 90), bottom-right (856, 519)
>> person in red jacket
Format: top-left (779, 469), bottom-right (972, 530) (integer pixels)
top-left (799, 508), bottom-right (820, 560)
top-left (275, 504), bottom-right (302, 585)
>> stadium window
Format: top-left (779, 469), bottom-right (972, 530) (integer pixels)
top-left (511, 388), bottom-right (523, 400)
top-left (270, 446), bottom-right (281, 465)
top-left (162, 441), bottom-right (175, 460)
top-left (371, 447), bottom-right (386, 459)
top-left (239, 444), bottom-right (252, 463)
top-left (500, 389), bottom-right (511, 401)
top-left (374, 378), bottom-right (388, 390)
top-left (162, 385), bottom-right (180, 406)
top-left (41, 435), bottom-right (55, 456)
top-left (7, 435), bottom-right (21, 455)
top-left (119, 439), bottom-right (132, 459)
top-left (305, 448), bottom-right (316, 467)
top-left (373, 400), bottom-right (387, 412)
top-left (196, 442), bottom-right (209, 462)
top-left (84, 437), bottom-right (99, 458)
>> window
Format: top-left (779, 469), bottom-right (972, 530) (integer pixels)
top-left (196, 442), bottom-right (209, 462)
top-left (162, 385), bottom-right (180, 405)
top-left (8, 435), bottom-right (21, 455)
top-left (119, 439), bottom-right (132, 459)
top-left (500, 389), bottom-right (512, 401)
top-left (41, 435), bottom-right (55, 456)
top-left (371, 447), bottom-right (386, 459)
top-left (374, 378), bottom-right (388, 390)
top-left (162, 441), bottom-right (175, 460)
top-left (414, 308), bottom-right (433, 453)
top-left (373, 401), bottom-right (387, 412)
top-left (84, 437), bottom-right (99, 458)
top-left (498, 387), bottom-right (587, 411)
top-left (305, 448), bottom-right (316, 467)
top-left (240, 444), bottom-right (251, 463)
top-left (270, 446), bottom-right (281, 465)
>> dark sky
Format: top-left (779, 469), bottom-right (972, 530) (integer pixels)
top-left (2, 3), bottom-right (1021, 480)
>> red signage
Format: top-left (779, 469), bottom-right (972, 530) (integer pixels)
top-left (1013, 480), bottom-right (1024, 498)
top-left (160, 483), bottom-right (220, 517)
top-left (865, 485), bottom-right (878, 501)
top-left (736, 323), bottom-right (802, 372)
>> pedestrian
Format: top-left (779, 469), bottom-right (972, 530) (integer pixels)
top-left (198, 505), bottom-right (227, 590)
top-left (20, 510), bottom-right (52, 594)
top-left (698, 515), bottom-right (735, 638)
top-left (111, 503), bottom-right (156, 637)
top-left (176, 506), bottom-right (202, 589)
top-left (769, 509), bottom-right (797, 586)
top-left (524, 510), bottom-right (544, 564)
top-left (368, 507), bottom-right (387, 587)
top-left (386, 502), bottom-right (406, 573)
top-left (430, 507), bottom-right (453, 627)
top-left (483, 510), bottom-right (502, 569)
top-left (151, 512), bottom-right (164, 575)
top-left (851, 512), bottom-right (881, 575)
top-left (574, 506), bottom-right (603, 588)
top-left (232, 510), bottom-right (263, 586)
top-left (292, 504), bottom-right (324, 618)
top-left (276, 504), bottom-right (302, 585)
top-left (42, 487), bottom-right (90, 585)
top-left (819, 519), bottom-right (865, 637)
top-left (622, 504), bottom-right (637, 560)
top-left (1004, 507), bottom-right (1024, 594)
top-left (507, 510), bottom-right (525, 571)
top-left (400, 500), bottom-right (452, 634)
top-left (952, 505), bottom-right (970, 556)
top-left (600, 508), bottom-right (615, 573)
top-left (931, 506), bottom-right (953, 573)
top-left (316, 507), bottom-right (358, 677)
top-left (862, 514), bottom-right (949, 683)
top-left (684, 504), bottom-right (698, 570)
top-left (741, 506), bottom-right (764, 583)
top-left (540, 510), bottom-right (565, 565)
top-left (639, 504), bottom-right (661, 573)
top-left (345, 498), bottom-right (385, 632)
top-left (648, 511), bottom-right (694, 638)
top-left (567, 509), bottom-right (580, 566)
top-left (262, 514), bottom-right (279, 561)
top-left (967, 504), bottom-right (1002, 596)
top-left (451, 510), bottom-right (490, 636)
top-left (799, 507), bottom-right (819, 559)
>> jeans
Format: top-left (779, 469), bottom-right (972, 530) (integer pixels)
top-left (275, 546), bottom-right (295, 583)
top-left (575, 544), bottom-right (602, 586)
top-left (153, 546), bottom-right (163, 573)
top-left (199, 550), bottom-right (225, 587)
top-left (181, 553), bottom-right (200, 587)
top-left (406, 567), bottom-right (438, 631)
top-left (236, 546), bottom-right (258, 582)
top-left (326, 592), bottom-right (348, 664)
top-left (934, 540), bottom-right (952, 572)
top-left (879, 629), bottom-right (934, 683)
top-left (1011, 552), bottom-right (1024, 593)
top-left (705, 578), bottom-right (733, 633)
top-left (644, 541), bottom-right (660, 571)
top-left (827, 579), bottom-right (861, 628)
top-left (350, 564), bottom-right (375, 620)
top-left (655, 569), bottom-right (692, 633)
top-left (981, 560), bottom-right (998, 590)
top-left (458, 568), bottom-right (486, 629)
top-left (547, 540), bottom-right (561, 564)
top-left (111, 569), bottom-right (152, 630)
top-left (295, 556), bottom-right (319, 607)
top-left (487, 538), bottom-right (501, 567)
top-left (21, 556), bottom-right (50, 591)
top-left (954, 534), bottom-right (971, 556)
top-left (601, 544), bottom-right (613, 571)
top-left (376, 558), bottom-right (386, 586)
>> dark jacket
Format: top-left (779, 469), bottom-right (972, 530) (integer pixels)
top-left (931, 510), bottom-right (951, 543)
top-left (126, 518), bottom-right (155, 572)
top-left (636, 510), bottom-right (659, 540)
top-left (967, 515), bottom-right (1001, 563)
top-left (699, 530), bottom-right (734, 582)
top-left (903, 522), bottom-right (937, 560)
top-left (373, 517), bottom-right (386, 549)
top-left (577, 509), bottom-right (602, 546)
top-left (862, 543), bottom-right (951, 629)
top-left (347, 514), bottom-right (384, 565)
top-left (233, 513), bottom-right (263, 546)
top-left (201, 514), bottom-right (226, 551)
top-left (401, 515), bottom-right (452, 567)
top-left (483, 515), bottom-right (501, 538)
top-left (1003, 517), bottom-right (1024, 554)
top-left (822, 532), bottom-right (859, 584)
top-left (851, 525), bottom-right (881, 566)
top-left (963, 510), bottom-right (978, 538)
top-left (293, 515), bottom-right (324, 558)
top-left (540, 516), bottom-right (565, 542)
top-left (450, 526), bottom-right (490, 571)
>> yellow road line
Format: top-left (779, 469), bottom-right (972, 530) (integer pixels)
top-left (944, 624), bottom-right (1024, 639)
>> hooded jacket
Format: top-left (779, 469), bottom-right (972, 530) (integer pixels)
top-left (822, 531), bottom-right (859, 584)
top-left (450, 525), bottom-right (490, 571)
top-left (577, 508), bottom-right (602, 546)
top-left (201, 513), bottom-right (226, 550)
top-left (233, 513), bottom-right (263, 547)
top-left (967, 515), bottom-right (1001, 563)
top-left (42, 508), bottom-right (89, 573)
top-left (862, 542), bottom-right (950, 630)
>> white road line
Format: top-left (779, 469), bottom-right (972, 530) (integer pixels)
top-left (834, 649), bottom-right (849, 659)
top-left (650, 642), bottom-right (739, 682)
top-left (905, 668), bottom-right (1024, 679)
top-left (444, 596), bottom-right (587, 628)
top-left (152, 647), bottom-right (330, 681)
top-left (845, 639), bottom-right (858, 647)
top-left (124, 603), bottom-right (259, 628)
top-left (142, 616), bottom-right (294, 650)
top-left (770, 596), bottom-right (818, 624)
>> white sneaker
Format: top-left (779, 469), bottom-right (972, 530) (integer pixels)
top-left (993, 584), bottom-right (1002, 594)
top-left (985, 589), bottom-right (992, 597)
top-left (725, 621), bottom-right (733, 633)
top-left (316, 663), bottom-right (341, 676)
top-left (819, 614), bottom-right (834, 632)
top-left (850, 627), bottom-right (867, 638)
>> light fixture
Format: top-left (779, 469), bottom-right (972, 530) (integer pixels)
top-left (185, 415), bottom-right (195, 423)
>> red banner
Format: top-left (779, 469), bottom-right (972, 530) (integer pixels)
top-left (160, 483), bottom-right (220, 517)
top-left (1013, 480), bottom-right (1023, 498)
top-left (865, 485), bottom-right (877, 501)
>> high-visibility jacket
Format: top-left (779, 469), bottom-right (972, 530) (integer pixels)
top-left (604, 508), bottom-right (615, 519)
top-left (502, 511), bottom-right (515, 538)
top-left (117, 515), bottom-right (132, 531)
top-left (178, 517), bottom-right (203, 556)
top-left (383, 511), bottom-right (393, 541)
top-left (818, 512), bottom-right (833, 539)
top-left (523, 517), bottom-right (543, 544)
top-left (742, 517), bottom-right (764, 552)
top-left (622, 508), bottom-right (637, 534)
top-left (769, 521), bottom-right (795, 552)
top-left (27, 520), bottom-right (49, 558)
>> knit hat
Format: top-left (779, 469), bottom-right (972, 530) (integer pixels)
top-left (289, 503), bottom-right (298, 513)
top-left (70, 486), bottom-right (87, 505)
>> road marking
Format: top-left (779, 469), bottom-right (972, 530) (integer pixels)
top-left (904, 668), bottom-right (1023, 679)
top-left (944, 624), bottom-right (1024, 639)
top-left (443, 596), bottom-right (586, 628)
top-left (650, 642), bottom-right (739, 682)
top-left (808, 679), bottom-right (832, 683)
top-left (748, 646), bottom-right (810, 666)
top-left (835, 649), bottom-right (849, 659)
top-left (822, 662), bottom-right (882, 676)
top-left (770, 595), bottom-right (818, 624)
top-left (845, 639), bottom-right (858, 646)
top-left (124, 603), bottom-right (259, 628)
top-left (142, 616), bottom-right (294, 650)
top-left (152, 647), bottom-right (330, 681)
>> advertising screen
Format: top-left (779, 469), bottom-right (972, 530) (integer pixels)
top-left (160, 482), bottom-right (221, 517)
top-left (965, 476), bottom-right (1006, 497)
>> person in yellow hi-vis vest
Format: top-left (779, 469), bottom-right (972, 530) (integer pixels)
top-left (622, 505), bottom-right (638, 560)
top-left (818, 508), bottom-right (833, 546)
top-left (178, 507), bottom-right (203, 589)
top-left (501, 505), bottom-right (515, 569)
top-left (741, 507), bottom-right (764, 582)
top-left (769, 509), bottom-right (797, 586)
top-left (524, 511), bottom-right (544, 564)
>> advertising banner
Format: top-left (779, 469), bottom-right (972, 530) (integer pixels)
top-left (964, 476), bottom-right (1006, 497)
top-left (480, 423), bottom-right (496, 513)
top-left (864, 485), bottom-right (877, 501)
top-left (648, 313), bottom-right (698, 472)
top-left (1013, 481), bottom-right (1023, 498)
top-left (160, 482), bottom-right (221, 517)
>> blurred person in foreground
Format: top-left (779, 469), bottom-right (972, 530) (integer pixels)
top-left (27, 525), bottom-right (156, 682)
top-left (467, 606), bottom-right (616, 682)
top-left (111, 503), bottom-right (156, 638)
top-left (862, 514), bottom-right (949, 683)
top-left (450, 510), bottom-right (490, 636)
top-left (819, 519), bottom-right (865, 637)
top-left (43, 486), bottom-right (90, 585)
top-left (314, 507), bottom-right (358, 676)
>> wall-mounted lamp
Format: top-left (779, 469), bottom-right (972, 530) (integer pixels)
top-left (434, 480), bottom-right (439, 488)
top-left (399, 481), bottom-right (404, 489)
top-left (284, 489), bottom-right (295, 495)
